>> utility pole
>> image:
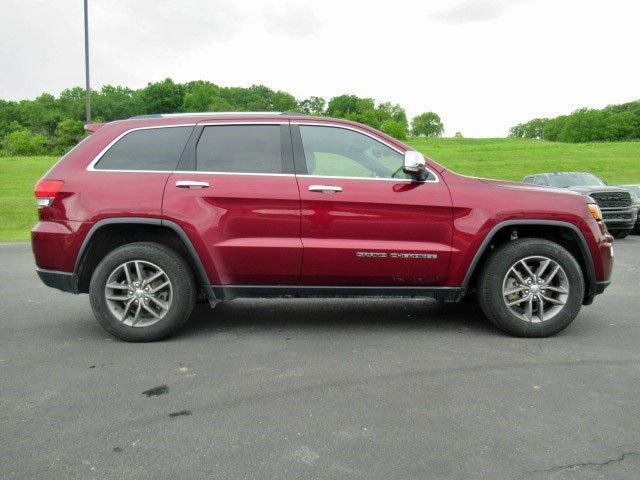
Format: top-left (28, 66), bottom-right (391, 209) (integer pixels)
top-left (84, 0), bottom-right (91, 124)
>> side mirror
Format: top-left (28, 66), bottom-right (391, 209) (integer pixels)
top-left (403, 151), bottom-right (428, 181)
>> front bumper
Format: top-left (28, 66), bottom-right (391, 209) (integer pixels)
top-left (36, 268), bottom-right (78, 294)
top-left (602, 206), bottom-right (638, 230)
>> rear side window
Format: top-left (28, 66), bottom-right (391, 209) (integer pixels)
top-left (196, 125), bottom-right (283, 174)
top-left (94, 126), bottom-right (192, 171)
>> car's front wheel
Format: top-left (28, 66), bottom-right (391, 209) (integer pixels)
top-left (89, 242), bottom-right (196, 342)
top-left (477, 238), bottom-right (584, 337)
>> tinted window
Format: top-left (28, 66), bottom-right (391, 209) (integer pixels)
top-left (95, 127), bottom-right (192, 171)
top-left (196, 125), bottom-right (283, 174)
top-left (298, 126), bottom-right (409, 179)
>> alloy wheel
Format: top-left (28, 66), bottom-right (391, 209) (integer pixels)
top-left (502, 255), bottom-right (569, 323)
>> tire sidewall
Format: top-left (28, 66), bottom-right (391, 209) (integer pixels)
top-left (479, 239), bottom-right (584, 337)
top-left (89, 242), bottom-right (195, 342)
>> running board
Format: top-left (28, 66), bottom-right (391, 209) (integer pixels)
top-left (205, 285), bottom-right (466, 303)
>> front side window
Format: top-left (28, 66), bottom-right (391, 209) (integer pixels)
top-left (298, 125), bottom-right (409, 179)
top-left (95, 126), bottom-right (192, 171)
top-left (196, 125), bottom-right (283, 174)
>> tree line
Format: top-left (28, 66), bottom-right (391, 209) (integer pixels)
top-left (0, 78), bottom-right (444, 156)
top-left (509, 100), bottom-right (640, 142)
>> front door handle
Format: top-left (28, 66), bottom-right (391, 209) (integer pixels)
top-left (308, 185), bottom-right (342, 193)
top-left (176, 180), bottom-right (210, 189)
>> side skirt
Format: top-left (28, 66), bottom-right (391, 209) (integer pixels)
top-left (205, 285), bottom-right (466, 303)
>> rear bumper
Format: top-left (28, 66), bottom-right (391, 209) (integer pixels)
top-left (36, 268), bottom-right (78, 294)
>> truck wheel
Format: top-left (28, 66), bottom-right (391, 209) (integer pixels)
top-left (89, 242), bottom-right (196, 342)
top-left (477, 238), bottom-right (584, 337)
top-left (611, 229), bottom-right (630, 239)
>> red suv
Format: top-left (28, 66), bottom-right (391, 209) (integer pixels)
top-left (32, 113), bottom-right (613, 341)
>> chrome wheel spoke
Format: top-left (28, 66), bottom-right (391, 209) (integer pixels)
top-left (543, 265), bottom-right (561, 285)
top-left (148, 296), bottom-right (169, 311)
top-left (143, 303), bottom-right (161, 319)
top-left (540, 293), bottom-right (564, 305)
top-left (107, 294), bottom-right (130, 301)
top-left (519, 260), bottom-right (535, 278)
top-left (544, 285), bottom-right (568, 294)
top-left (107, 282), bottom-right (129, 290)
top-left (538, 297), bottom-right (545, 322)
top-left (131, 302), bottom-right (143, 326)
top-left (536, 258), bottom-right (551, 278)
top-left (123, 264), bottom-right (132, 285)
top-left (150, 280), bottom-right (170, 294)
top-left (524, 297), bottom-right (533, 321)
top-left (506, 296), bottom-right (527, 307)
top-left (134, 261), bottom-right (143, 283)
top-left (503, 286), bottom-right (526, 297)
top-left (509, 267), bottom-right (527, 284)
top-left (121, 298), bottom-right (135, 322)
top-left (143, 270), bottom-right (163, 286)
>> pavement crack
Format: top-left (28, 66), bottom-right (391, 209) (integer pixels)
top-left (520, 451), bottom-right (640, 478)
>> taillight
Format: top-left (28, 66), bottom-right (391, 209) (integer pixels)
top-left (34, 179), bottom-right (64, 208)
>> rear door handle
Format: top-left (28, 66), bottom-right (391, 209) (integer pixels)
top-left (176, 180), bottom-right (210, 189)
top-left (308, 185), bottom-right (342, 193)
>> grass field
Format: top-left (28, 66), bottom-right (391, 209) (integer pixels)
top-left (1, 156), bottom-right (58, 241)
top-left (1, 138), bottom-right (639, 241)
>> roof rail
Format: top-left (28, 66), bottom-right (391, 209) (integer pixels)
top-left (130, 111), bottom-right (283, 119)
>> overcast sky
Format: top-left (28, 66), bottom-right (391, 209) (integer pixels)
top-left (2, 0), bottom-right (639, 136)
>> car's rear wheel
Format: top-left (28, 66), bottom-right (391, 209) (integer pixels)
top-left (477, 238), bottom-right (584, 337)
top-left (89, 242), bottom-right (196, 342)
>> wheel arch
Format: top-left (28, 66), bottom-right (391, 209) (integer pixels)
top-left (462, 220), bottom-right (597, 304)
top-left (75, 217), bottom-right (210, 293)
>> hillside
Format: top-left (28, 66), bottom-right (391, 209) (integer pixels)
top-left (1, 138), bottom-right (639, 241)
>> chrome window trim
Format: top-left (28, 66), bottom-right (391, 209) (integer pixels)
top-left (174, 171), bottom-right (295, 178)
top-left (86, 121), bottom-right (439, 184)
top-left (297, 174), bottom-right (416, 183)
top-left (86, 124), bottom-right (196, 172)
top-left (159, 112), bottom-right (282, 117)
top-left (292, 122), bottom-right (439, 183)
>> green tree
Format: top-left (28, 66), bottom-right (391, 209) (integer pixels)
top-left (138, 78), bottom-right (185, 114)
top-left (53, 119), bottom-right (86, 154)
top-left (298, 96), bottom-right (325, 115)
top-left (182, 82), bottom-right (221, 111)
top-left (3, 129), bottom-right (48, 155)
top-left (380, 119), bottom-right (407, 140)
top-left (411, 112), bottom-right (444, 137)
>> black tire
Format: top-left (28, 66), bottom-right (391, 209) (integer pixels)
top-left (477, 238), bottom-right (584, 338)
top-left (89, 242), bottom-right (196, 342)
top-left (611, 229), bottom-right (630, 239)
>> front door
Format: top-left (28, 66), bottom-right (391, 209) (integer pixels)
top-left (162, 122), bottom-right (302, 286)
top-left (292, 123), bottom-right (452, 286)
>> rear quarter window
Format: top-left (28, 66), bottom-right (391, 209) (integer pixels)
top-left (94, 126), bottom-right (192, 171)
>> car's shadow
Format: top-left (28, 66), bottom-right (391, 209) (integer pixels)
top-left (175, 298), bottom-right (500, 339)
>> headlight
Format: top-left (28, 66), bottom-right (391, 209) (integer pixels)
top-left (586, 199), bottom-right (603, 221)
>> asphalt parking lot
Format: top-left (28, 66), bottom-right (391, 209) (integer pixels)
top-left (1, 238), bottom-right (639, 479)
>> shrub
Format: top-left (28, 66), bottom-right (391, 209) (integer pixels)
top-left (3, 129), bottom-right (48, 155)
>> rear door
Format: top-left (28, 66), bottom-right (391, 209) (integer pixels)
top-left (162, 122), bottom-right (302, 285)
top-left (292, 123), bottom-right (453, 286)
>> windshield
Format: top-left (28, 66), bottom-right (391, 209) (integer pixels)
top-left (548, 173), bottom-right (605, 188)
top-left (622, 185), bottom-right (640, 197)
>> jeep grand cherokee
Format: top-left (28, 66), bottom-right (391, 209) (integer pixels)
top-left (32, 113), bottom-right (613, 341)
